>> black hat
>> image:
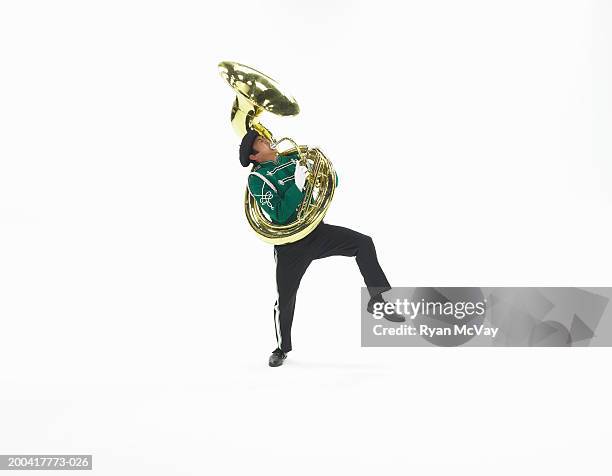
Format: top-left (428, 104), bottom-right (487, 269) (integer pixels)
top-left (239, 129), bottom-right (260, 167)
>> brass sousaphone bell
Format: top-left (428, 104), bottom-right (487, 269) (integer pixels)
top-left (218, 61), bottom-right (336, 245)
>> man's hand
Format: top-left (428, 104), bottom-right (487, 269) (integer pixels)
top-left (294, 164), bottom-right (309, 192)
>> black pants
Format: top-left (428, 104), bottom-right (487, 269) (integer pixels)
top-left (273, 222), bottom-right (391, 352)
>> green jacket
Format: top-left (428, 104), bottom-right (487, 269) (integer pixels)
top-left (247, 152), bottom-right (338, 225)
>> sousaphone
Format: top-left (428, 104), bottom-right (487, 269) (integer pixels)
top-left (218, 61), bottom-right (336, 245)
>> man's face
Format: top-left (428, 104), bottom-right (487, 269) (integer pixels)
top-left (249, 135), bottom-right (277, 163)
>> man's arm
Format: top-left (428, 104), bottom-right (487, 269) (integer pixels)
top-left (248, 173), bottom-right (304, 225)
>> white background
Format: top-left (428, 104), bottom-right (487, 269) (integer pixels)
top-left (1, 1), bottom-right (611, 474)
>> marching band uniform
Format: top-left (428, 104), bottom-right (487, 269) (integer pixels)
top-left (245, 148), bottom-right (396, 362)
top-left (247, 152), bottom-right (305, 225)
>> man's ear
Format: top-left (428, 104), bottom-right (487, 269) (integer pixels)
top-left (249, 154), bottom-right (257, 162)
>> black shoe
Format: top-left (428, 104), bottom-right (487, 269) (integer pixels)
top-left (367, 297), bottom-right (406, 323)
top-left (269, 348), bottom-right (287, 367)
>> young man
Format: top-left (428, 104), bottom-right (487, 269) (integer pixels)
top-left (240, 129), bottom-right (404, 367)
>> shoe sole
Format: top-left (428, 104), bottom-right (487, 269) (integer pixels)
top-left (384, 316), bottom-right (406, 323)
top-left (368, 308), bottom-right (406, 323)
